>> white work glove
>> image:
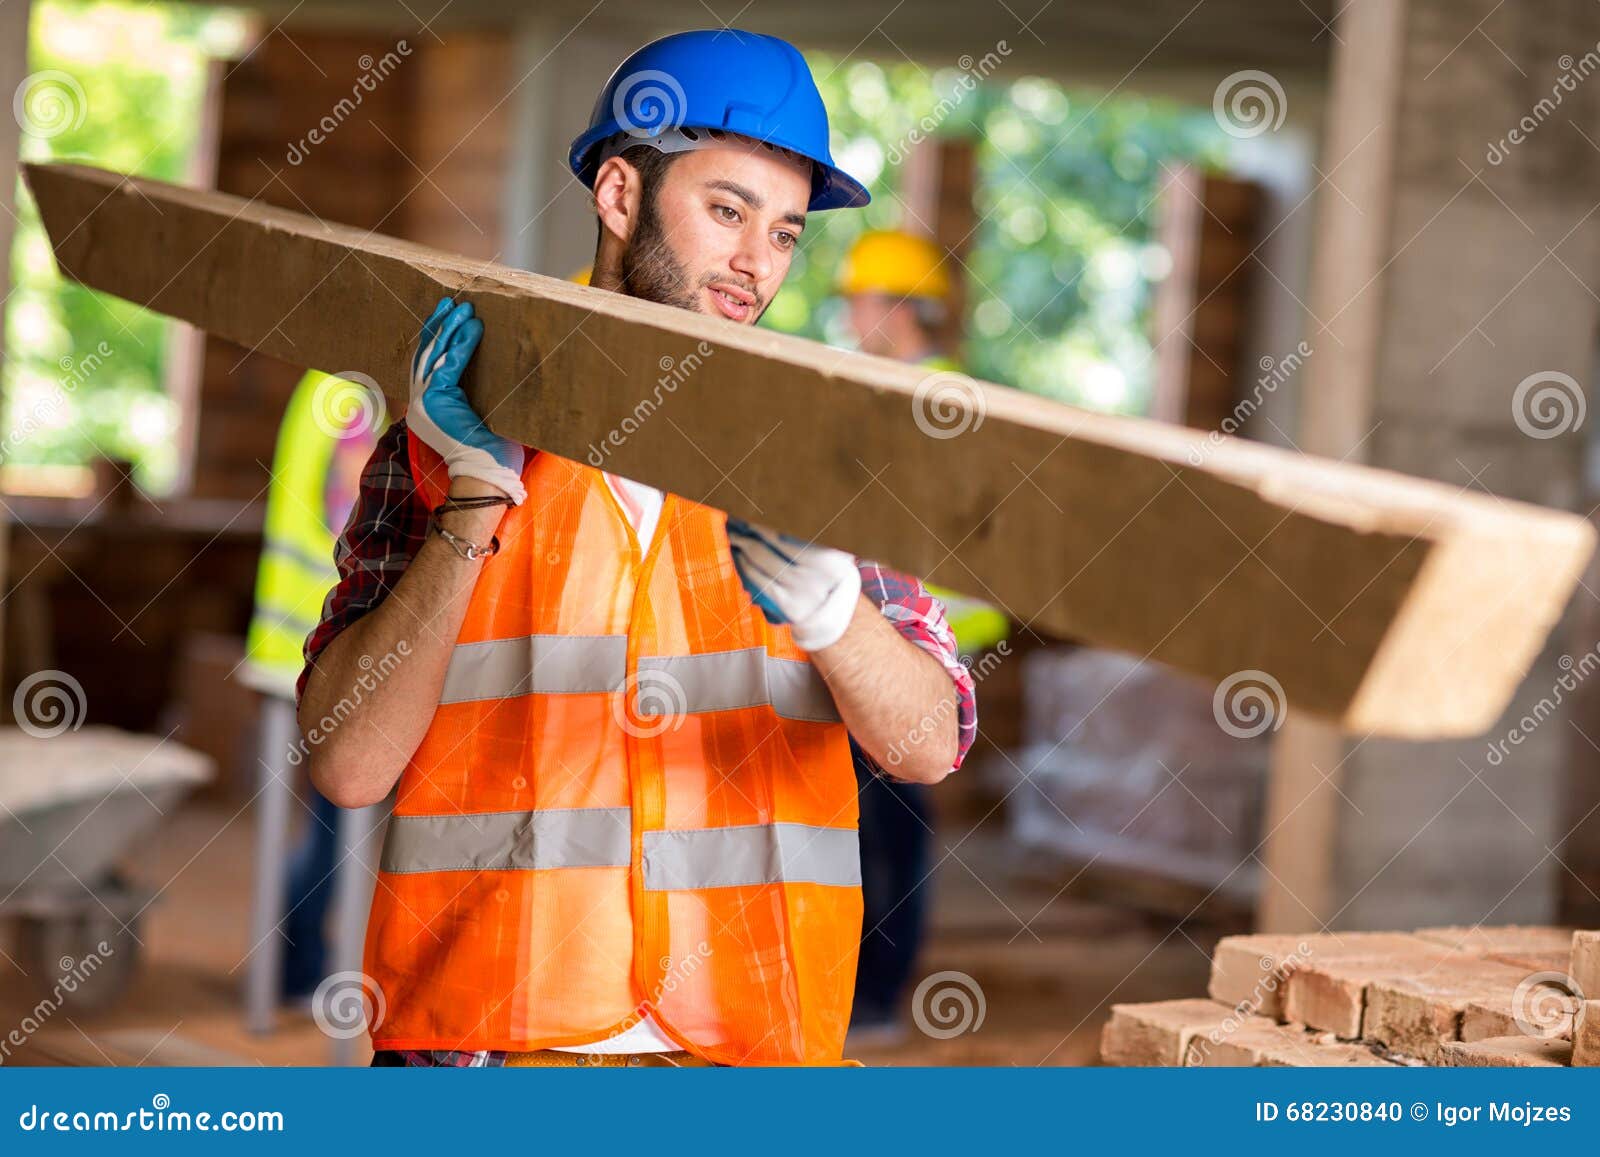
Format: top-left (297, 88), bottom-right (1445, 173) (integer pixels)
top-left (407, 297), bottom-right (527, 504)
top-left (726, 518), bottom-right (861, 651)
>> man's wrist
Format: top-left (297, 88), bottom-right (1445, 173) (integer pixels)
top-left (436, 501), bottom-right (506, 539)
top-left (448, 476), bottom-right (512, 501)
top-left (435, 486), bottom-right (511, 540)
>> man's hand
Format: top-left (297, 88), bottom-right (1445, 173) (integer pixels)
top-left (407, 297), bottom-right (528, 504)
top-left (726, 518), bottom-right (861, 651)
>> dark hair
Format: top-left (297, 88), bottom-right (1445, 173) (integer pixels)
top-left (593, 143), bottom-right (684, 246)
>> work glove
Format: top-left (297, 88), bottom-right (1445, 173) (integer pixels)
top-left (726, 518), bottom-right (862, 651)
top-left (407, 297), bottom-right (527, 505)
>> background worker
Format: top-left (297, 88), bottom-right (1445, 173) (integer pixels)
top-left (241, 369), bottom-right (384, 1009)
top-left (296, 30), bottom-right (978, 1068)
top-left (837, 229), bottom-right (1010, 1043)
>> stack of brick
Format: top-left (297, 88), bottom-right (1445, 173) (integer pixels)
top-left (1100, 926), bottom-right (1600, 1067)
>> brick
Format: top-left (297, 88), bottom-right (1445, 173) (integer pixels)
top-left (1575, 1002), bottom-right (1600, 1066)
top-left (1181, 1024), bottom-right (1299, 1066)
top-left (1283, 959), bottom-right (1392, 1038)
top-left (1462, 943), bottom-right (1590, 1041)
top-left (1365, 959), bottom-right (1532, 1061)
top-left (1182, 1023), bottom-right (1394, 1067)
top-left (1208, 936), bottom-right (1305, 1020)
top-left (1486, 948), bottom-right (1571, 973)
top-left (1282, 948), bottom-right (1459, 1038)
top-left (1461, 994), bottom-right (1579, 1042)
top-left (1257, 1036), bottom-right (1398, 1068)
top-left (1099, 999), bottom-right (1270, 1067)
top-left (1208, 933), bottom-right (1434, 1022)
top-left (1570, 931), bottom-right (1600, 998)
top-left (1439, 1036), bottom-right (1571, 1068)
top-left (1412, 925), bottom-right (1575, 957)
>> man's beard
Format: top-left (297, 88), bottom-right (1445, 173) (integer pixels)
top-left (620, 192), bottom-right (766, 320)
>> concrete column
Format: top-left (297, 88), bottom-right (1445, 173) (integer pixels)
top-left (1260, 0), bottom-right (1600, 931)
top-left (499, 15), bottom-right (561, 272)
top-left (499, 27), bottom-right (642, 279)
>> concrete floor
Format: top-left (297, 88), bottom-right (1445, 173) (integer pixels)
top-left (0, 798), bottom-right (1222, 1066)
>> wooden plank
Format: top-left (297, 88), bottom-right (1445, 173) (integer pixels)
top-left (21, 161), bottom-right (1597, 738)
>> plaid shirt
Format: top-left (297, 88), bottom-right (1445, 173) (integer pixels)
top-left (297, 417), bottom-right (977, 1066)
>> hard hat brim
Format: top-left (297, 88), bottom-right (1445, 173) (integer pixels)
top-left (569, 125), bottom-right (870, 213)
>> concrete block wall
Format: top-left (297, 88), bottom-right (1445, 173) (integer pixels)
top-left (1264, 0), bottom-right (1600, 930)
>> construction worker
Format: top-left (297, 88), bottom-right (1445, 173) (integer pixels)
top-left (836, 229), bottom-right (1010, 1043)
top-left (296, 29), bottom-right (977, 1068)
top-left (242, 369), bottom-right (384, 1002)
top-left (838, 230), bottom-right (1011, 657)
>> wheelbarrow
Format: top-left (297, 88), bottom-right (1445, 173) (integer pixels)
top-left (0, 725), bottom-right (211, 1011)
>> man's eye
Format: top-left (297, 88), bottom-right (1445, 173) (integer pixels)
top-left (715, 205), bottom-right (740, 223)
top-left (774, 231), bottom-right (797, 250)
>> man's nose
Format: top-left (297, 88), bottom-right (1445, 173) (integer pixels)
top-left (729, 229), bottom-right (773, 285)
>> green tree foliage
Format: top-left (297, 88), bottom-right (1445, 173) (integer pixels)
top-left (5, 1), bottom-right (246, 491)
top-left (769, 53), bottom-right (1226, 415)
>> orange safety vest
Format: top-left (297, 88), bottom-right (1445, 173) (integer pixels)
top-left (362, 436), bottom-right (862, 1065)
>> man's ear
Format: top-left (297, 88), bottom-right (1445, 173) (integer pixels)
top-left (592, 156), bottom-right (643, 244)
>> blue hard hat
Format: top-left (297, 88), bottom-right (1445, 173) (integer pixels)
top-left (567, 29), bottom-right (870, 212)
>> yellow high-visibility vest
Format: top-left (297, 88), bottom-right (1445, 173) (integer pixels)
top-left (914, 357), bottom-right (1011, 656)
top-left (244, 370), bottom-right (384, 693)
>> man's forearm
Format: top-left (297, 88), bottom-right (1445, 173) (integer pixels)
top-left (299, 489), bottom-right (504, 808)
top-left (809, 595), bottom-right (960, 783)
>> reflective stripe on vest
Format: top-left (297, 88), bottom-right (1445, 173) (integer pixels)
top-left (380, 808), bottom-right (632, 873)
top-left (374, 446), bottom-right (861, 1064)
top-left (380, 809), bottom-right (859, 890)
top-left (642, 823), bottom-right (861, 890)
top-left (438, 636), bottom-right (840, 722)
top-left (440, 634), bottom-right (628, 703)
top-left (638, 650), bottom-right (840, 722)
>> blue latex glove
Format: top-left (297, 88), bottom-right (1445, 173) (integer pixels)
top-left (407, 297), bottom-right (527, 504)
top-left (726, 518), bottom-right (861, 651)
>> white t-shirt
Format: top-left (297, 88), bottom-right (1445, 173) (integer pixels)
top-left (550, 471), bottom-right (677, 1054)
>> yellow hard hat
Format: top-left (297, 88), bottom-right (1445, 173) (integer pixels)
top-left (838, 230), bottom-right (951, 301)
